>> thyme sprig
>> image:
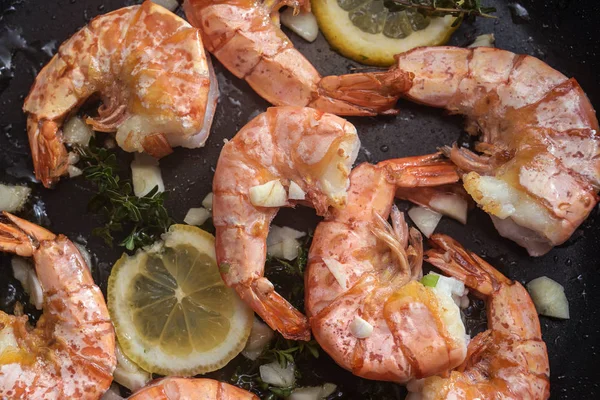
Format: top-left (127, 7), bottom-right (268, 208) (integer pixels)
top-left (386, 0), bottom-right (496, 25)
top-left (76, 143), bottom-right (172, 251)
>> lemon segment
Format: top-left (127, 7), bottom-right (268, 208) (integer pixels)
top-left (108, 224), bottom-right (253, 376)
top-left (311, 0), bottom-right (459, 66)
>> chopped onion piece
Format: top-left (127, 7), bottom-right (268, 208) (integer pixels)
top-left (289, 181), bottom-right (306, 200)
top-left (131, 153), bottom-right (165, 197)
top-left (288, 383), bottom-right (337, 400)
top-left (242, 317), bottom-right (275, 360)
top-left (429, 194), bottom-right (468, 224)
top-left (468, 33), bottom-right (495, 48)
top-left (113, 344), bottom-right (151, 391)
top-left (268, 238), bottom-right (301, 260)
top-left (184, 207), bottom-right (211, 226)
top-left (323, 257), bottom-right (348, 291)
top-left (280, 8), bottom-right (319, 42)
top-left (527, 276), bottom-right (570, 319)
top-left (267, 225), bottom-right (306, 247)
top-left (349, 316), bottom-right (373, 338)
top-left (259, 361), bottom-right (295, 388)
top-left (67, 165), bottom-right (83, 178)
top-left (202, 192), bottom-right (213, 210)
top-left (74, 242), bottom-right (93, 271)
top-left (63, 116), bottom-right (93, 147)
top-left (0, 184), bottom-right (31, 213)
top-left (250, 180), bottom-right (287, 207)
top-left (100, 384), bottom-right (124, 400)
top-left (11, 257), bottom-right (43, 310)
top-left (151, 0), bottom-right (179, 11)
top-left (68, 152), bottom-right (80, 165)
top-left (408, 206), bottom-right (442, 238)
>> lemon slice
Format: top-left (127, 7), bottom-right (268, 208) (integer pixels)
top-left (311, 0), bottom-right (459, 66)
top-left (108, 224), bottom-right (253, 376)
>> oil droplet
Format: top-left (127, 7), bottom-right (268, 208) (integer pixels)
top-left (380, 144), bottom-right (389, 152)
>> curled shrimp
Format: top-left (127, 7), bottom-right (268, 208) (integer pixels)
top-left (409, 234), bottom-right (550, 400)
top-left (0, 212), bottom-right (116, 399)
top-left (24, 0), bottom-right (218, 188)
top-left (305, 154), bottom-right (469, 382)
top-left (129, 377), bottom-right (258, 399)
top-left (183, 0), bottom-right (412, 116)
top-left (212, 106), bottom-right (360, 340)
top-left (366, 46), bottom-right (600, 255)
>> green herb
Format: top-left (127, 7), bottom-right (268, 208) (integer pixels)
top-left (76, 143), bottom-right (172, 250)
top-left (385, 0), bottom-right (496, 25)
top-left (266, 233), bottom-right (312, 278)
top-left (421, 273), bottom-right (440, 287)
top-left (266, 336), bottom-right (320, 368)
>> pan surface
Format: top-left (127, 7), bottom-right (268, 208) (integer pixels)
top-left (0, 0), bottom-right (599, 398)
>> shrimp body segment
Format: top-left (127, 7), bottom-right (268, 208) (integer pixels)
top-left (212, 106), bottom-right (360, 341)
top-left (390, 46), bottom-right (599, 255)
top-left (183, 0), bottom-right (412, 116)
top-left (24, 0), bottom-right (217, 187)
top-left (414, 234), bottom-right (550, 400)
top-left (129, 377), bottom-right (258, 399)
top-left (306, 154), bottom-right (469, 382)
top-left (0, 213), bottom-right (116, 399)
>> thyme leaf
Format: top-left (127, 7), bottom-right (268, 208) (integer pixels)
top-left (385, 0), bottom-right (496, 24)
top-left (76, 142), bottom-right (172, 251)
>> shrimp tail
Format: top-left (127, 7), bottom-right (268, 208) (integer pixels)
top-left (425, 233), bottom-right (510, 297)
top-left (27, 116), bottom-right (70, 188)
top-left (237, 278), bottom-right (311, 341)
top-left (311, 69), bottom-right (413, 116)
top-left (380, 153), bottom-right (460, 187)
top-left (0, 212), bottom-right (55, 256)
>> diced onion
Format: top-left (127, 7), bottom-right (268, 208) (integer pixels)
top-left (63, 116), bottom-right (93, 147)
top-left (259, 361), bottom-right (295, 388)
top-left (0, 184), bottom-right (31, 213)
top-left (67, 165), bottom-right (83, 178)
top-left (249, 180), bottom-right (287, 207)
top-left (68, 152), bottom-right (80, 165)
top-left (242, 318), bottom-right (275, 360)
top-left (100, 384), bottom-right (124, 400)
top-left (267, 225), bottom-right (306, 247)
top-left (184, 207), bottom-right (211, 226)
top-left (527, 276), bottom-right (570, 319)
top-left (322, 257), bottom-right (348, 291)
top-left (202, 192), bottom-right (213, 210)
top-left (73, 242), bottom-right (93, 271)
top-left (268, 238), bottom-right (301, 260)
top-left (113, 344), bottom-right (151, 391)
top-left (429, 194), bottom-right (468, 224)
top-left (151, 0), bottom-right (179, 11)
top-left (468, 33), bottom-right (495, 48)
top-left (11, 257), bottom-right (43, 310)
top-left (408, 206), bottom-right (442, 238)
top-left (131, 153), bottom-right (165, 197)
top-left (288, 383), bottom-right (337, 400)
top-left (280, 8), bottom-right (319, 42)
top-left (349, 315), bottom-right (373, 338)
top-left (288, 181), bottom-right (306, 200)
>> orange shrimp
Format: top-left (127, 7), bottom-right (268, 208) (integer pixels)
top-left (128, 377), bottom-right (258, 400)
top-left (183, 0), bottom-right (412, 116)
top-left (0, 212), bottom-right (116, 399)
top-left (305, 154), bottom-right (469, 382)
top-left (212, 106), bottom-right (360, 341)
top-left (409, 234), bottom-right (550, 400)
top-left (365, 46), bottom-right (600, 255)
top-left (24, 0), bottom-right (217, 188)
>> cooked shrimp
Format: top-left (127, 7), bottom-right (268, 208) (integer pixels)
top-left (372, 46), bottom-right (599, 255)
top-left (212, 106), bottom-right (360, 341)
top-left (24, 0), bottom-right (218, 188)
top-left (305, 154), bottom-right (470, 382)
top-left (129, 377), bottom-right (258, 399)
top-left (410, 234), bottom-right (550, 400)
top-left (183, 0), bottom-right (412, 116)
top-left (0, 212), bottom-right (116, 399)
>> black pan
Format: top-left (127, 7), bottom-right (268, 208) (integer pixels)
top-left (0, 0), bottom-right (599, 398)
